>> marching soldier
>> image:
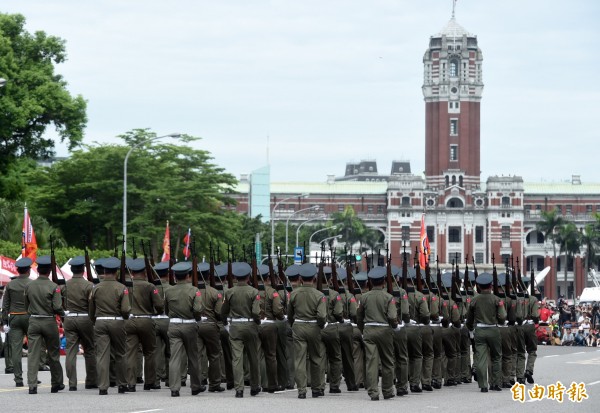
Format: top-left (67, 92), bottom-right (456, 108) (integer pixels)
top-left (352, 271), bottom-right (368, 388)
top-left (336, 268), bottom-right (358, 392)
top-left (24, 256), bottom-right (65, 394)
top-left (1, 257), bottom-right (33, 387)
top-left (165, 261), bottom-right (204, 397)
top-left (125, 258), bottom-right (164, 391)
top-left (439, 273), bottom-right (461, 386)
top-left (215, 264), bottom-right (234, 390)
top-left (392, 269), bottom-right (410, 396)
top-left (221, 262), bottom-right (262, 398)
top-left (257, 264), bottom-right (285, 393)
top-left (288, 263), bottom-right (326, 399)
top-left (424, 274), bottom-right (440, 390)
top-left (63, 256), bottom-right (97, 391)
top-left (517, 276), bottom-right (539, 385)
top-left (357, 266), bottom-right (397, 401)
top-left (466, 272), bottom-right (506, 392)
top-left (460, 271), bottom-right (476, 383)
top-left (319, 266), bottom-right (344, 394)
top-left (89, 257), bottom-right (131, 395)
top-left (197, 262), bottom-right (225, 393)
top-left (153, 261), bottom-right (171, 386)
top-left (498, 272), bottom-right (517, 388)
top-left (284, 264), bottom-right (301, 388)
top-left (406, 268), bottom-right (429, 393)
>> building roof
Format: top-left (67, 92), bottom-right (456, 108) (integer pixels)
top-left (523, 182), bottom-right (600, 195)
top-left (233, 181), bottom-right (388, 195)
top-left (435, 17), bottom-right (472, 38)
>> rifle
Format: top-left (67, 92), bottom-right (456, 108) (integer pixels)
top-left (492, 254), bottom-right (499, 296)
top-left (465, 255), bottom-right (473, 295)
top-left (83, 236), bottom-right (98, 284)
top-left (114, 235), bottom-right (119, 258)
top-left (227, 245), bottom-right (234, 289)
top-left (514, 257), bottom-right (523, 297)
top-left (464, 254), bottom-right (469, 295)
top-left (119, 235), bottom-right (127, 285)
top-left (141, 239), bottom-right (159, 285)
top-left (504, 257), bottom-right (511, 299)
top-left (209, 242), bottom-right (216, 288)
top-left (530, 256), bottom-right (536, 298)
top-left (131, 237), bottom-right (137, 259)
top-left (303, 241), bottom-right (307, 264)
top-left (471, 255), bottom-right (479, 282)
top-left (149, 242), bottom-right (156, 267)
top-left (345, 248), bottom-right (360, 295)
top-left (50, 236), bottom-right (61, 285)
top-left (251, 242), bottom-right (260, 290)
top-left (415, 247), bottom-right (423, 292)
top-left (267, 246), bottom-right (279, 290)
top-left (402, 242), bottom-right (408, 291)
top-left (168, 239), bottom-right (175, 286)
top-left (451, 261), bottom-right (459, 303)
top-left (331, 249), bottom-right (340, 293)
top-left (191, 237), bottom-right (199, 288)
top-left (424, 254), bottom-right (432, 294)
top-left (316, 251), bottom-right (324, 293)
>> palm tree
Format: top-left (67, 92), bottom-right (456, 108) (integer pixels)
top-left (536, 209), bottom-right (565, 297)
top-left (580, 223), bottom-right (600, 288)
top-left (556, 222), bottom-right (581, 299)
top-left (331, 206), bottom-right (366, 252)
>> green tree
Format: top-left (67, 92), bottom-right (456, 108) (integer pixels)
top-left (0, 13), bottom-right (87, 176)
top-left (536, 209), bottom-right (565, 297)
top-left (331, 206), bottom-right (367, 253)
top-left (582, 218), bottom-right (600, 287)
top-left (556, 222), bottom-right (581, 299)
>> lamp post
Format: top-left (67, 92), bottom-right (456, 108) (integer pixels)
top-left (123, 133), bottom-right (181, 251)
top-left (296, 217), bottom-right (330, 254)
top-left (308, 225), bottom-right (338, 257)
top-left (270, 193), bottom-right (309, 256)
top-left (286, 205), bottom-right (319, 256)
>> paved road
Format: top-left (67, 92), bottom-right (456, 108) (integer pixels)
top-left (1, 344), bottom-right (599, 412)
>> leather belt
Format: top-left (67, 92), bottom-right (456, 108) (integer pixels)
top-left (9, 312), bottom-right (28, 315)
top-left (97, 316), bottom-right (124, 321)
top-left (170, 318), bottom-right (196, 324)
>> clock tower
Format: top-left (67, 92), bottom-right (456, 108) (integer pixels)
top-left (422, 13), bottom-right (484, 189)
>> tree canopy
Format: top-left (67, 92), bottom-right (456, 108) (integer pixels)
top-left (0, 13), bottom-right (87, 176)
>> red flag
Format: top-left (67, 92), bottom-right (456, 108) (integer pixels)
top-left (22, 206), bottom-right (38, 262)
top-left (161, 221), bottom-right (170, 262)
top-left (182, 227), bottom-right (191, 261)
top-left (419, 214), bottom-right (430, 270)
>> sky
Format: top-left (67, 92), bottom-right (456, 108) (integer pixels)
top-left (2, 0), bottom-right (599, 184)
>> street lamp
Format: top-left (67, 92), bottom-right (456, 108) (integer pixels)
top-left (0, 78), bottom-right (6, 88)
top-left (308, 225), bottom-right (338, 257)
top-left (296, 217), bottom-right (330, 254)
top-left (286, 205), bottom-right (320, 256)
top-left (123, 133), bottom-right (181, 251)
top-left (270, 193), bottom-right (309, 256)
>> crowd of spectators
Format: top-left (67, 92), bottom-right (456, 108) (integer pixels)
top-left (537, 299), bottom-right (600, 347)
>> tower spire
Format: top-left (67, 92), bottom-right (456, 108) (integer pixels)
top-left (452, 0), bottom-right (457, 19)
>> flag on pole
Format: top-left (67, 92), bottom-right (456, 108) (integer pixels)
top-left (161, 221), bottom-right (170, 262)
top-left (22, 205), bottom-right (38, 262)
top-left (182, 228), bottom-right (192, 261)
top-left (419, 214), bottom-right (430, 270)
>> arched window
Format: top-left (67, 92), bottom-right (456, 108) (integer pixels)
top-left (459, 176), bottom-right (463, 187)
top-left (445, 176), bottom-right (450, 187)
top-left (447, 198), bottom-right (464, 208)
top-left (449, 59), bottom-right (459, 77)
top-left (452, 175), bottom-right (457, 185)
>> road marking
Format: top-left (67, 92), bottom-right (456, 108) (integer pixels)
top-left (544, 355), bottom-right (559, 358)
top-left (425, 406), bottom-right (439, 409)
top-left (129, 410), bottom-right (162, 413)
top-left (574, 352), bottom-right (586, 354)
top-left (588, 380), bottom-right (600, 386)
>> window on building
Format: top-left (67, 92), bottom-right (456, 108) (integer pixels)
top-left (401, 196), bottom-right (411, 207)
top-left (450, 119), bottom-right (458, 136)
top-left (555, 205), bottom-right (562, 214)
top-left (536, 232), bottom-right (544, 243)
top-left (452, 175), bottom-right (457, 186)
top-left (536, 204), bottom-right (542, 210)
top-left (502, 226), bottom-right (510, 242)
top-left (450, 145), bottom-right (458, 161)
top-left (525, 205), bottom-right (531, 211)
top-left (427, 226), bottom-right (435, 243)
top-left (501, 254), bottom-right (511, 265)
top-left (449, 59), bottom-right (459, 77)
top-left (566, 205), bottom-right (572, 215)
top-left (338, 204), bottom-right (344, 212)
top-left (448, 226), bottom-right (461, 243)
top-left (587, 205), bottom-right (593, 213)
top-left (459, 176), bottom-right (463, 187)
top-left (447, 197), bottom-right (464, 208)
top-left (501, 196), bottom-right (510, 207)
top-left (475, 226), bottom-right (484, 243)
top-left (449, 252), bottom-right (462, 264)
top-left (377, 205), bottom-right (384, 214)
top-left (445, 176), bottom-right (450, 187)
top-left (402, 226), bottom-right (410, 242)
top-left (367, 205), bottom-right (373, 214)
top-left (475, 252), bottom-right (484, 264)
top-left (537, 257), bottom-right (545, 271)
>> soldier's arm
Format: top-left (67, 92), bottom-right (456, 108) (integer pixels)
top-left (530, 298), bottom-right (540, 324)
top-left (213, 290), bottom-right (223, 321)
top-left (252, 290), bottom-right (262, 324)
top-left (272, 290), bottom-right (284, 320)
top-left (419, 296), bottom-right (430, 325)
top-left (497, 297), bottom-right (507, 325)
top-left (1, 286), bottom-right (9, 325)
top-left (430, 295), bottom-right (440, 321)
top-left (348, 295), bottom-right (358, 322)
top-left (356, 297), bottom-right (365, 332)
top-left (451, 302), bottom-right (461, 328)
top-left (333, 293), bottom-right (344, 323)
top-left (387, 296), bottom-right (398, 328)
top-left (151, 285), bottom-right (164, 315)
top-left (52, 285), bottom-right (65, 317)
top-left (287, 293), bottom-right (295, 325)
top-left (400, 292), bottom-right (410, 324)
top-left (316, 294), bottom-right (327, 328)
top-left (88, 289), bottom-right (96, 323)
top-left (193, 289), bottom-right (204, 320)
top-left (221, 290), bottom-right (231, 325)
top-left (465, 298), bottom-right (475, 330)
top-left (24, 285), bottom-right (30, 313)
top-left (120, 287), bottom-right (131, 320)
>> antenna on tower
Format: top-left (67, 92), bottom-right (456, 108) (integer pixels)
top-left (452, 0), bottom-right (457, 19)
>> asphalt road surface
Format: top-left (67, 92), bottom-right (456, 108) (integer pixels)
top-left (1, 344), bottom-right (599, 412)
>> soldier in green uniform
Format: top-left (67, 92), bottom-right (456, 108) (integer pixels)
top-left (498, 272), bottom-right (517, 388)
top-left (257, 264), bottom-right (285, 393)
top-left (466, 272), bottom-right (506, 392)
top-left (439, 272), bottom-right (461, 386)
top-left (351, 271), bottom-right (368, 389)
top-left (336, 267), bottom-right (358, 392)
top-left (391, 268), bottom-right (410, 396)
top-left (215, 263), bottom-right (234, 390)
top-left (221, 262), bottom-right (262, 398)
top-left (275, 265), bottom-right (291, 390)
top-left (517, 277), bottom-right (539, 385)
top-left (152, 261), bottom-right (171, 386)
top-left (424, 275), bottom-right (440, 390)
top-left (460, 270), bottom-right (476, 383)
top-left (357, 266), bottom-right (397, 401)
top-left (406, 268), bottom-right (429, 393)
top-left (284, 264), bottom-right (300, 388)
top-left (319, 265), bottom-right (344, 394)
top-left (63, 256), bottom-right (97, 391)
top-left (197, 262), bottom-right (225, 393)
top-left (24, 256), bottom-right (65, 394)
top-left (1, 258), bottom-right (32, 387)
top-left (125, 259), bottom-right (164, 391)
top-left (89, 257), bottom-right (131, 395)
top-left (288, 263), bottom-right (327, 399)
top-left (165, 261), bottom-right (204, 397)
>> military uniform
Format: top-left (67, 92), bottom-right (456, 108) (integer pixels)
top-left (391, 271), bottom-right (410, 396)
top-left (214, 264), bottom-right (234, 389)
top-left (497, 273), bottom-right (517, 388)
top-left (89, 257), bottom-right (131, 395)
top-left (125, 259), bottom-right (164, 390)
top-left (1, 258), bottom-right (32, 386)
top-left (319, 267), bottom-right (344, 393)
top-left (336, 268), bottom-right (358, 392)
top-left (357, 266), bottom-right (397, 401)
top-left (257, 265), bottom-right (285, 393)
top-left (221, 262), bottom-right (262, 397)
top-left (517, 277), bottom-right (539, 384)
top-left (439, 273), bottom-right (461, 386)
top-left (288, 263), bottom-right (326, 399)
top-left (351, 272), bottom-right (368, 388)
top-left (466, 273), bottom-right (507, 392)
top-left (24, 256), bottom-right (65, 393)
top-left (422, 281), bottom-right (439, 391)
top-left (406, 268), bottom-right (429, 392)
top-left (152, 262), bottom-right (172, 385)
top-left (63, 256), bottom-right (97, 390)
top-left (165, 262), bottom-right (204, 397)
